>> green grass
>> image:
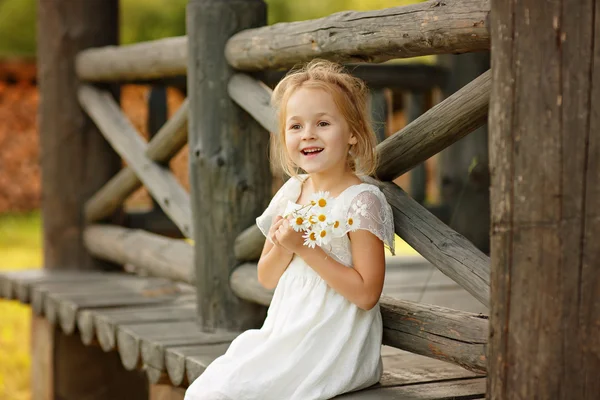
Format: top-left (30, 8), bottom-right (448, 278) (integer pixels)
top-left (0, 210), bottom-right (42, 400)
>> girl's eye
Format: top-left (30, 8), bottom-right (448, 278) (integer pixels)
top-left (290, 124), bottom-right (301, 130)
top-left (318, 121), bottom-right (330, 127)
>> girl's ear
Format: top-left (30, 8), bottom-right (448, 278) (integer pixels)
top-left (349, 135), bottom-right (358, 145)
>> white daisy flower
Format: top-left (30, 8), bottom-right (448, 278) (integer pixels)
top-left (290, 214), bottom-right (307, 232)
top-left (346, 215), bottom-right (357, 231)
top-left (313, 211), bottom-right (329, 227)
top-left (309, 191), bottom-right (332, 211)
top-left (315, 226), bottom-right (333, 246)
top-left (352, 199), bottom-right (368, 217)
top-left (303, 230), bottom-right (318, 248)
top-left (331, 219), bottom-right (344, 236)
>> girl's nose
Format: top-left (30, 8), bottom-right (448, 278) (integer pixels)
top-left (301, 126), bottom-right (316, 140)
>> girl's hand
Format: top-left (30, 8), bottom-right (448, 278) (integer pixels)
top-left (273, 217), bottom-right (305, 254)
top-left (268, 216), bottom-right (293, 255)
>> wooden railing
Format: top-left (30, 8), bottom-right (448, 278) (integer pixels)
top-left (73, 0), bottom-right (491, 379)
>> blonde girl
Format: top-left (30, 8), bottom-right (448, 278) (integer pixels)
top-left (185, 59), bottom-right (395, 400)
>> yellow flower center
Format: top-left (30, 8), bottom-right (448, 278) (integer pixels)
top-left (320, 230), bottom-right (327, 238)
top-left (348, 218), bottom-right (354, 226)
top-left (295, 217), bottom-right (304, 225)
top-left (318, 198), bottom-right (327, 207)
top-left (309, 216), bottom-right (317, 224)
top-left (309, 232), bottom-right (316, 240)
top-left (318, 214), bottom-right (326, 222)
top-left (334, 221), bottom-right (340, 228)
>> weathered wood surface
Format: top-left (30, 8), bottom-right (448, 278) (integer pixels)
top-left (228, 74), bottom-right (275, 133)
top-left (78, 85), bottom-right (192, 238)
top-left (84, 225), bottom-right (195, 283)
top-left (85, 99), bottom-right (189, 223)
top-left (337, 378), bottom-right (485, 399)
top-left (488, 0), bottom-right (600, 397)
top-left (366, 178), bottom-right (490, 307)
top-left (117, 321), bottom-right (238, 371)
top-left (76, 36), bottom-right (187, 82)
top-left (187, 0), bottom-right (271, 331)
top-left (380, 296), bottom-right (487, 374)
top-left (233, 224), bottom-right (266, 262)
top-left (38, 0), bottom-right (121, 272)
top-left (376, 70), bottom-right (490, 181)
top-left (141, 329), bottom-right (239, 382)
top-left (165, 343), bottom-right (232, 386)
top-left (225, 0), bottom-right (490, 71)
top-left (229, 263), bottom-right (275, 305)
top-left (92, 300), bottom-right (196, 352)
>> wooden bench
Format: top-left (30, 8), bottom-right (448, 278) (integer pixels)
top-left (1, 268), bottom-right (486, 399)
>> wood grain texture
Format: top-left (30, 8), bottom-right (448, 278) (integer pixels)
top-left (337, 377), bottom-right (485, 399)
top-left (85, 99), bottom-right (189, 222)
top-left (84, 225), bottom-right (195, 283)
top-left (376, 70), bottom-right (490, 182)
top-left (368, 179), bottom-right (490, 307)
top-left (187, 0), bottom-right (271, 331)
top-left (37, 0), bottom-right (121, 271)
top-left (489, 0), bottom-right (600, 397)
top-left (76, 36), bottom-right (187, 82)
top-left (380, 296), bottom-right (487, 374)
top-left (225, 0), bottom-right (490, 71)
top-left (78, 85), bottom-right (192, 238)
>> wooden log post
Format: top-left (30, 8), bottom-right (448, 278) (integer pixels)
top-left (489, 0), bottom-right (600, 397)
top-left (187, 0), bottom-right (271, 331)
top-left (36, 1), bottom-right (148, 399)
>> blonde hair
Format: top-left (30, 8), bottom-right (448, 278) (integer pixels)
top-left (270, 59), bottom-right (378, 178)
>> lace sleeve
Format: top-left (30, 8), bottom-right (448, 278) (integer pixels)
top-left (341, 188), bottom-right (395, 255)
top-left (255, 177), bottom-right (300, 243)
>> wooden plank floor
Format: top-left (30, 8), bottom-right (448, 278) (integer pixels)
top-left (0, 256), bottom-right (487, 399)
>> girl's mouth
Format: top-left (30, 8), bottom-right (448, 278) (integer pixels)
top-left (301, 148), bottom-right (324, 156)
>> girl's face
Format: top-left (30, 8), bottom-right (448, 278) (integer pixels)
top-left (284, 87), bottom-right (357, 175)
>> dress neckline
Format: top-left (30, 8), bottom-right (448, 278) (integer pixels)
top-left (291, 174), bottom-right (368, 206)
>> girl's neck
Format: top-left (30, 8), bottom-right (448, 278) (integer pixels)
top-left (304, 168), bottom-right (359, 196)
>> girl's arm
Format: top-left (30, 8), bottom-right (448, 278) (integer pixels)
top-left (275, 219), bottom-right (385, 310)
top-left (257, 216), bottom-right (294, 290)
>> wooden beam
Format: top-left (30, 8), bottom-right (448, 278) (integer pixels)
top-left (229, 263), bottom-right (487, 373)
top-left (78, 85), bottom-right (192, 238)
top-left (367, 178), bottom-right (490, 307)
top-left (489, 0), bottom-right (600, 396)
top-left (76, 36), bottom-right (187, 82)
top-left (85, 99), bottom-right (189, 223)
top-left (83, 224), bottom-right (194, 284)
top-left (233, 225), bottom-right (265, 262)
top-left (187, 0), bottom-right (271, 331)
top-left (376, 70), bottom-right (490, 181)
top-left (225, 0), bottom-right (490, 71)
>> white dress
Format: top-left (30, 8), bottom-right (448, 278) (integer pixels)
top-left (185, 175), bottom-right (395, 400)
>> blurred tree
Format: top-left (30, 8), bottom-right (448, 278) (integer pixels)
top-left (0, 0), bottom-right (36, 57)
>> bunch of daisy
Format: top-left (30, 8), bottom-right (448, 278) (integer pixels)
top-left (283, 191), bottom-right (356, 248)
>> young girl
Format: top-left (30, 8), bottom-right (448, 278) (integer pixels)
top-left (185, 59), bottom-right (395, 400)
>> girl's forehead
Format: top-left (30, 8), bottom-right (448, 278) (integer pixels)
top-left (286, 87), bottom-right (339, 116)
